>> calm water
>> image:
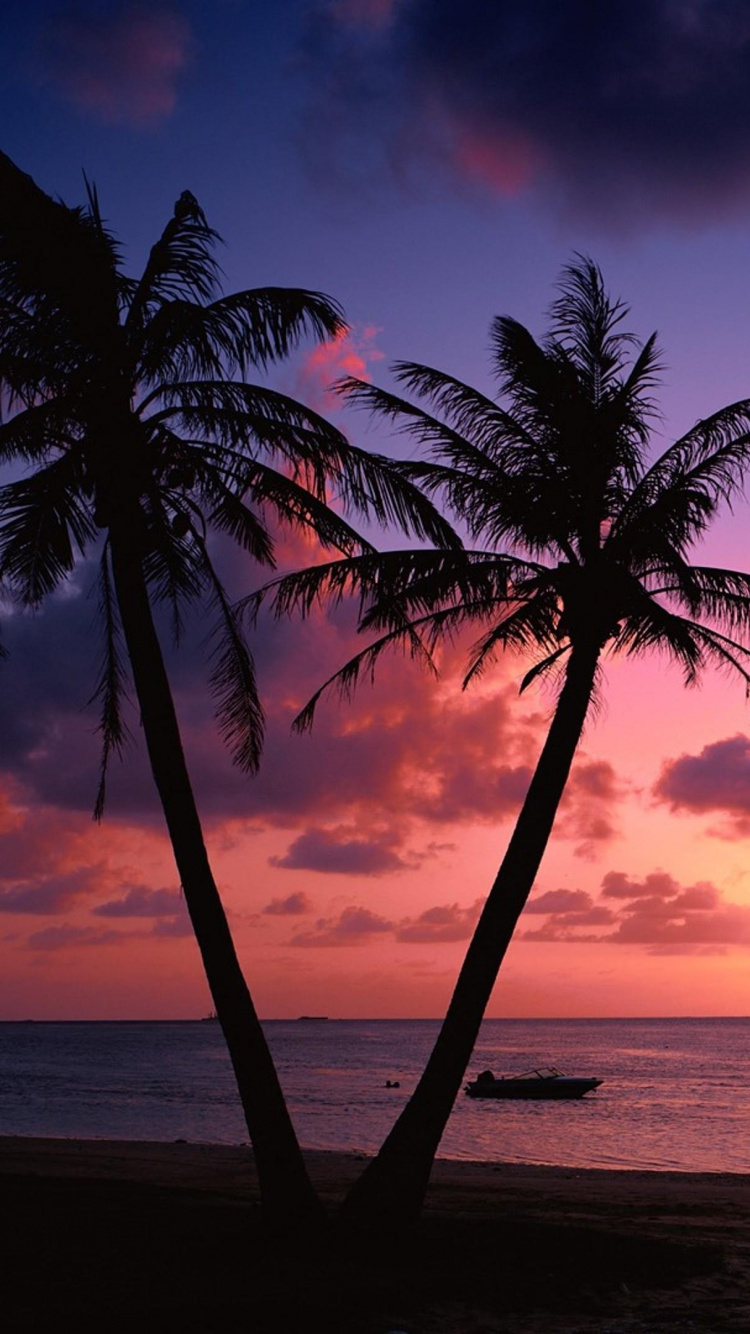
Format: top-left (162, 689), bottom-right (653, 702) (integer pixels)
top-left (1, 1018), bottom-right (748, 1172)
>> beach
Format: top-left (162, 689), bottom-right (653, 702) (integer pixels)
top-left (2, 1137), bottom-right (748, 1332)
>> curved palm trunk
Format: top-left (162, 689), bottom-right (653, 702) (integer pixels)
top-left (109, 525), bottom-right (324, 1232)
top-left (341, 638), bottom-right (601, 1228)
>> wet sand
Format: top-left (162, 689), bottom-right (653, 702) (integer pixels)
top-left (2, 1135), bottom-right (748, 1331)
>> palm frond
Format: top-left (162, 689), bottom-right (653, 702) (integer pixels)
top-left (134, 287), bottom-right (345, 383)
top-left (0, 456), bottom-right (97, 604)
top-left (463, 591), bottom-right (561, 687)
top-left (519, 643), bottom-right (572, 693)
top-left (201, 562), bottom-right (264, 772)
top-left (293, 616), bottom-right (437, 734)
top-left (124, 192), bottom-right (222, 336)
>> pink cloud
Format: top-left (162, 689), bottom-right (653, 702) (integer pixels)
top-left (601, 871), bottom-right (681, 900)
top-left (554, 759), bottom-right (625, 856)
top-left (291, 904), bottom-right (394, 946)
top-left (293, 325), bottom-right (384, 414)
top-left (262, 891), bottom-right (314, 916)
top-left (395, 898), bottom-right (483, 943)
top-left (525, 888), bottom-right (594, 915)
top-left (520, 868), bottom-right (750, 955)
top-left (290, 896), bottom-right (484, 946)
top-left (38, 4), bottom-right (192, 126)
top-left (450, 119), bottom-right (542, 196)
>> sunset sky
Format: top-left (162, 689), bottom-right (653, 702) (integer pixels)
top-left (5, 0), bottom-right (750, 1020)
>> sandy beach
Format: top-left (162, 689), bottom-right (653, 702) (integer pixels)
top-left (1, 1136), bottom-right (748, 1332)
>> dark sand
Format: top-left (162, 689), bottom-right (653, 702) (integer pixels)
top-left (2, 1136), bottom-right (748, 1332)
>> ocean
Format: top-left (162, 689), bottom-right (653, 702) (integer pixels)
top-left (1, 1017), bottom-right (748, 1172)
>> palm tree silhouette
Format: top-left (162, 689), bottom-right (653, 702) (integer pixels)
top-left (0, 152), bottom-right (456, 1229)
top-left (253, 257), bottom-right (750, 1225)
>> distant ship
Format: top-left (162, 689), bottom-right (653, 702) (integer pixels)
top-left (201, 1011), bottom-right (218, 1021)
top-left (297, 1015), bottom-right (329, 1022)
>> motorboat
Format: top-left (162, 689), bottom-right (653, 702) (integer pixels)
top-left (464, 1066), bottom-right (602, 1100)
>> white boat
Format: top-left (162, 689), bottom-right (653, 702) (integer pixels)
top-left (465, 1066), bottom-right (602, 1100)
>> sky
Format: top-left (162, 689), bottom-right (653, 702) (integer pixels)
top-left (4, 0), bottom-right (750, 1019)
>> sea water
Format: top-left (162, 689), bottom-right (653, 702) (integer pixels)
top-left (0, 1017), bottom-right (748, 1172)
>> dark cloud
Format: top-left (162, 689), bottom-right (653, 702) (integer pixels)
top-left (0, 867), bottom-right (103, 915)
top-left (291, 904), bottom-right (395, 946)
top-left (93, 885), bottom-right (185, 918)
top-left (270, 826), bottom-right (410, 875)
top-left (521, 867), bottom-right (750, 954)
top-left (304, 0), bottom-right (750, 228)
top-left (525, 887), bottom-right (593, 914)
top-left (395, 898), bottom-right (483, 942)
top-left (37, 3), bottom-right (192, 126)
top-left (601, 870), bottom-right (681, 899)
top-left (290, 896), bottom-right (484, 945)
top-left (262, 891), bottom-right (314, 916)
top-left (654, 734), bottom-right (750, 835)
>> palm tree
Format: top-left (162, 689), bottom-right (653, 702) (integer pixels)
top-left (0, 152), bottom-right (457, 1230)
top-left (252, 257), bottom-right (750, 1225)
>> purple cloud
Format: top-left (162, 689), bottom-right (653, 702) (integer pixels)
top-left (270, 827), bottom-right (410, 875)
top-left (303, 0), bottom-right (750, 229)
top-left (93, 885), bottom-right (185, 918)
top-left (655, 734), bottom-right (750, 835)
top-left (291, 905), bottom-right (395, 946)
top-left (525, 888), bottom-right (594, 914)
top-left (395, 898), bottom-right (483, 943)
top-left (262, 891), bottom-right (314, 916)
top-left (0, 868), bottom-right (103, 915)
top-left (38, 3), bottom-right (192, 126)
top-left (520, 867), bottom-right (750, 954)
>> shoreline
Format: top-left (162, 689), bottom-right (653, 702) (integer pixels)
top-left (2, 1136), bottom-right (749, 1330)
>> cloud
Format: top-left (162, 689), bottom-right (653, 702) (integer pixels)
top-left (0, 867), bottom-right (103, 915)
top-left (291, 904), bottom-right (395, 946)
top-left (555, 759), bottom-right (624, 856)
top-left (327, 0), bottom-right (398, 30)
top-left (270, 826), bottom-right (410, 874)
top-left (92, 885), bottom-right (185, 918)
top-left (303, 0), bottom-right (750, 228)
top-left (601, 870), bottom-right (681, 900)
top-left (38, 3), bottom-right (192, 126)
top-left (289, 896), bottom-right (484, 946)
top-left (654, 734), bottom-right (750, 835)
top-left (292, 325), bottom-right (385, 414)
top-left (526, 888), bottom-right (593, 914)
top-left (262, 891), bottom-right (314, 916)
top-left (521, 867), bottom-right (750, 954)
top-left (395, 897), bottom-right (483, 942)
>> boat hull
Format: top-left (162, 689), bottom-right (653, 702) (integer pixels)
top-left (465, 1077), bottom-right (602, 1100)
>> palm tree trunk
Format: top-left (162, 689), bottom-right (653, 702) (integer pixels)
top-left (341, 637), bottom-right (601, 1228)
top-left (108, 524), bottom-right (324, 1232)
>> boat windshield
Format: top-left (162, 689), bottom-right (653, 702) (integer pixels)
top-left (511, 1067), bottom-right (563, 1080)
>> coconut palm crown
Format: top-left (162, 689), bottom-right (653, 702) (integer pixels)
top-left (0, 157), bottom-right (455, 811)
top-left (251, 257), bottom-right (750, 1224)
